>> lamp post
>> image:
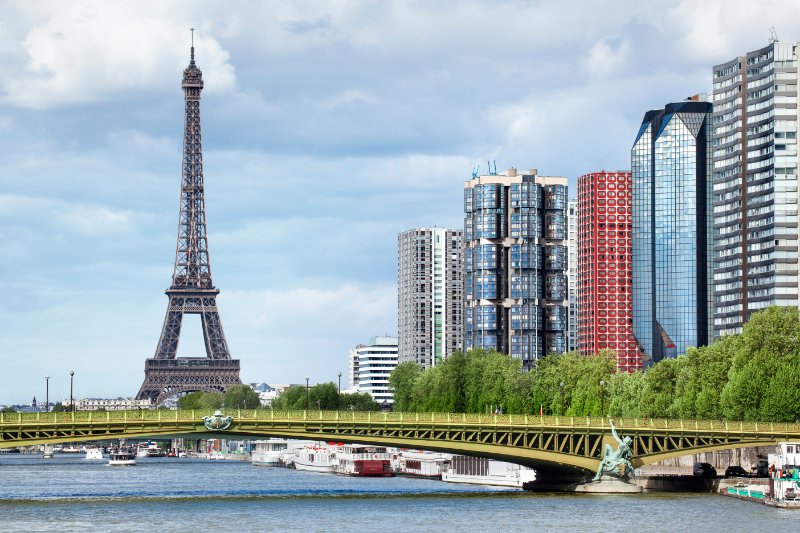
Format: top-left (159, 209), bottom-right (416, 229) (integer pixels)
top-left (337, 372), bottom-right (342, 410)
top-left (305, 377), bottom-right (309, 411)
top-left (599, 380), bottom-right (606, 417)
top-left (69, 370), bottom-right (75, 413)
top-left (45, 375), bottom-right (49, 413)
top-left (559, 381), bottom-right (565, 415)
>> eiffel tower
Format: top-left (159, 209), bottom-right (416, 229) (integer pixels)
top-left (137, 39), bottom-right (241, 404)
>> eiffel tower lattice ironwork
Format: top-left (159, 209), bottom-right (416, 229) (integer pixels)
top-left (137, 42), bottom-right (241, 404)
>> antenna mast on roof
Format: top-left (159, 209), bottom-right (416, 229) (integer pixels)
top-left (769, 27), bottom-right (779, 43)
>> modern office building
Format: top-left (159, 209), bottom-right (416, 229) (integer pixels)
top-left (397, 228), bottom-right (463, 369)
top-left (567, 200), bottom-right (579, 352)
top-left (463, 168), bottom-right (569, 370)
top-left (348, 336), bottom-right (398, 406)
top-left (576, 171), bottom-right (640, 371)
top-left (631, 99), bottom-right (714, 366)
top-left (712, 41), bottom-right (800, 337)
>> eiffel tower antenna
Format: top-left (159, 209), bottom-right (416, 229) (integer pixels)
top-left (136, 42), bottom-right (242, 405)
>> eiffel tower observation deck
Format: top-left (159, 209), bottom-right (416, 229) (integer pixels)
top-left (137, 38), bottom-right (242, 404)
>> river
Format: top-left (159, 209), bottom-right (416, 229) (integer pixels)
top-left (0, 454), bottom-right (794, 532)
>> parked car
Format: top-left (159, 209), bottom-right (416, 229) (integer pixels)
top-left (724, 465), bottom-right (749, 478)
top-left (693, 462), bottom-right (717, 478)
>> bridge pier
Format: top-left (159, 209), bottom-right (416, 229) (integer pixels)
top-left (525, 475), bottom-right (641, 493)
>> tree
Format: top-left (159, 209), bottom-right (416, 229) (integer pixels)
top-left (389, 361), bottom-right (422, 412)
top-left (270, 385), bottom-right (306, 410)
top-left (339, 392), bottom-right (381, 411)
top-left (177, 391), bottom-right (223, 410)
top-left (271, 383), bottom-right (342, 410)
top-left (1, 406), bottom-right (15, 413)
top-left (52, 402), bottom-right (66, 413)
top-left (223, 385), bottom-right (262, 410)
top-left (721, 306), bottom-right (800, 421)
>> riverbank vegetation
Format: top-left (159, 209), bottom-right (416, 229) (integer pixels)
top-left (270, 382), bottom-right (381, 411)
top-left (389, 306), bottom-right (800, 422)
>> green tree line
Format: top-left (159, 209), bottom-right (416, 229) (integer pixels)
top-left (389, 306), bottom-right (800, 422)
top-left (177, 385), bottom-right (262, 410)
top-left (270, 382), bottom-right (381, 411)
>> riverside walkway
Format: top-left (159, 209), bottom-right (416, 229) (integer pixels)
top-left (2, 410), bottom-right (798, 477)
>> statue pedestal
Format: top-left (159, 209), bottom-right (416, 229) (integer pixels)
top-left (573, 478), bottom-right (643, 494)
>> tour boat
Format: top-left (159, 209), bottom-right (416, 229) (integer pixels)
top-left (395, 450), bottom-right (452, 479)
top-left (61, 445), bottom-right (81, 454)
top-left (441, 455), bottom-right (536, 488)
top-left (333, 445), bottom-right (394, 477)
top-left (292, 446), bottom-right (337, 473)
top-left (85, 447), bottom-right (103, 460)
top-left (108, 449), bottom-right (137, 466)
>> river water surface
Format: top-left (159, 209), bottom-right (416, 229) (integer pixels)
top-left (0, 454), bottom-right (794, 532)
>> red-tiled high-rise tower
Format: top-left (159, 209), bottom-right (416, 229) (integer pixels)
top-left (577, 171), bottom-right (641, 372)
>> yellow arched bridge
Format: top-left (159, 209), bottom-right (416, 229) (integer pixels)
top-left (2, 410), bottom-right (799, 479)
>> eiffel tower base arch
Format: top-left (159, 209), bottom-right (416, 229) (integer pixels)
top-left (136, 358), bottom-right (242, 406)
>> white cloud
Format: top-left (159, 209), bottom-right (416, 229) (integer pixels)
top-left (222, 282), bottom-right (397, 382)
top-left (0, 2), bottom-right (237, 109)
top-left (664, 0), bottom-right (800, 64)
top-left (585, 37), bottom-right (630, 77)
top-left (106, 129), bottom-right (175, 154)
top-left (0, 194), bottom-right (136, 235)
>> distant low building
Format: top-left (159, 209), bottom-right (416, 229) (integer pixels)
top-left (71, 397), bottom-right (154, 411)
top-left (248, 383), bottom-right (279, 406)
top-left (348, 336), bottom-right (399, 405)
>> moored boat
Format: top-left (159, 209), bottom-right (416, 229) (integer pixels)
top-left (334, 445), bottom-right (393, 477)
top-left (395, 450), bottom-right (452, 479)
top-left (766, 442), bottom-right (800, 507)
top-left (252, 439), bottom-right (290, 467)
top-left (293, 446), bottom-right (337, 473)
top-left (442, 455), bottom-right (536, 488)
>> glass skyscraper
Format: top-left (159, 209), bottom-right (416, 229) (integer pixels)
top-left (631, 100), bottom-right (714, 365)
top-left (463, 168), bottom-right (568, 370)
top-left (712, 42), bottom-right (800, 337)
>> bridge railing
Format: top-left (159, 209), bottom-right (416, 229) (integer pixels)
top-left (2, 409), bottom-right (800, 434)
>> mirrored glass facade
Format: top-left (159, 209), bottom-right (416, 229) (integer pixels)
top-left (464, 168), bottom-right (568, 369)
top-left (631, 101), bottom-right (714, 366)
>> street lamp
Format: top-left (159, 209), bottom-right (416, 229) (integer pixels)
top-left (69, 370), bottom-right (75, 413)
top-left (305, 377), bottom-right (309, 411)
top-left (45, 376), bottom-right (49, 413)
top-left (599, 380), bottom-right (606, 417)
top-left (559, 381), bottom-right (565, 415)
top-left (337, 372), bottom-right (342, 410)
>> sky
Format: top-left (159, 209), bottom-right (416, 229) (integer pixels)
top-left (2, 0), bottom-right (800, 404)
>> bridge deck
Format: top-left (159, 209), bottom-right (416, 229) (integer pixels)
top-left (2, 410), bottom-right (799, 475)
